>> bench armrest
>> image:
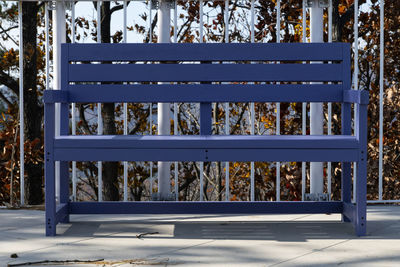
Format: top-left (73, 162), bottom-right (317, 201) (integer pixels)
top-left (355, 94), bottom-right (368, 149)
top-left (343, 90), bottom-right (369, 105)
top-left (43, 90), bottom-right (69, 103)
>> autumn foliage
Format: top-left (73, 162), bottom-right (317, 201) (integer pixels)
top-left (0, 0), bottom-right (399, 205)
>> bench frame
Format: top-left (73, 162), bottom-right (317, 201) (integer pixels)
top-left (44, 42), bottom-right (368, 236)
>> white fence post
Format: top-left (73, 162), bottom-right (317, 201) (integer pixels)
top-left (157, 0), bottom-right (172, 200)
top-left (309, 0), bottom-right (324, 197)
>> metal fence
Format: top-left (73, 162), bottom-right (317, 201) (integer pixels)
top-left (7, 0), bottom-right (394, 205)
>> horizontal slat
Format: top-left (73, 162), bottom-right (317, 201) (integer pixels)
top-left (66, 43), bottom-right (346, 61)
top-left (55, 135), bottom-right (359, 149)
top-left (69, 201), bottom-right (343, 214)
top-left (66, 84), bottom-right (344, 103)
top-left (205, 149), bottom-right (358, 162)
top-left (54, 148), bottom-right (359, 162)
top-left (69, 63), bottom-right (343, 82)
top-left (54, 135), bottom-right (359, 161)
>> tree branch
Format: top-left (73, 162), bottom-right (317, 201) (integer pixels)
top-left (147, 13), bottom-right (158, 43)
top-left (0, 71), bottom-right (19, 96)
top-left (0, 25), bottom-right (18, 35)
top-left (110, 1), bottom-right (132, 15)
top-left (230, 103), bottom-right (249, 135)
top-left (78, 104), bottom-right (94, 135)
top-left (0, 90), bottom-right (13, 107)
top-left (0, 25), bottom-right (18, 46)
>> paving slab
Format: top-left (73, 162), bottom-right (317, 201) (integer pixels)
top-left (0, 205), bottom-right (399, 266)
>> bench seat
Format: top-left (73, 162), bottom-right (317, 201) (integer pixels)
top-left (53, 135), bottom-right (360, 162)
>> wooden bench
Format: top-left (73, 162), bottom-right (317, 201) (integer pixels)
top-left (43, 42), bottom-right (369, 236)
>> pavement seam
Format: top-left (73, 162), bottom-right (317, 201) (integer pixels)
top-left (267, 239), bottom-right (353, 267)
top-left (267, 215), bottom-right (400, 266)
top-left (4, 228), bottom-right (131, 259)
top-left (149, 240), bottom-right (216, 258)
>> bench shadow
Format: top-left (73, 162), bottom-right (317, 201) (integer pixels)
top-left (59, 215), bottom-right (400, 242)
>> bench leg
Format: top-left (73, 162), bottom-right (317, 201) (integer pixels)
top-left (45, 159), bottom-right (56, 236)
top-left (59, 161), bottom-right (70, 223)
top-left (45, 102), bottom-right (57, 236)
top-left (341, 162), bottom-right (352, 222)
top-left (355, 159), bottom-right (367, 236)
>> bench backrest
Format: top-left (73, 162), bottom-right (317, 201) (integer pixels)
top-left (58, 42), bottom-right (355, 136)
top-left (61, 43), bottom-right (351, 104)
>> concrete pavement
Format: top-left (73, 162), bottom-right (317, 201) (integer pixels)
top-left (1, 205), bottom-right (400, 266)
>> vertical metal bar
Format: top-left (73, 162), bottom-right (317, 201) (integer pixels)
top-left (199, 161), bottom-right (204, 201)
top-left (149, 2), bottom-right (152, 42)
top-left (353, 0), bottom-right (359, 203)
top-left (123, 1), bottom-right (128, 42)
top-left (174, 0), bottom-right (178, 43)
top-left (53, 0), bottom-right (66, 205)
top-left (174, 0), bottom-right (179, 201)
top-left (199, 0), bottom-right (204, 202)
top-left (224, 0), bottom-right (229, 42)
top-left (149, 1), bottom-right (153, 197)
top-left (123, 0), bottom-right (128, 202)
top-left (250, 0), bottom-right (255, 202)
top-left (149, 103), bottom-right (153, 197)
top-left (224, 0), bottom-right (229, 201)
top-left (379, 0), bottom-right (384, 201)
top-left (302, 0), bottom-right (307, 201)
top-left (275, 0), bottom-right (281, 201)
top-left (199, 0), bottom-right (203, 42)
top-left (45, 2), bottom-right (50, 91)
top-left (327, 0), bottom-right (332, 200)
top-left (18, 0), bottom-right (24, 206)
top-left (354, 0), bottom-right (359, 92)
top-left (174, 158), bottom-right (178, 200)
top-left (97, 1), bottom-right (103, 202)
top-left (71, 3), bottom-right (75, 43)
top-left (71, 0), bottom-right (77, 202)
top-left (302, 0), bottom-right (307, 44)
top-left (250, 0), bottom-right (255, 44)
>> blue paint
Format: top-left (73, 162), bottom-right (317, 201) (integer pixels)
top-left (69, 201), bottom-right (343, 214)
top-left (44, 43), bottom-right (368, 236)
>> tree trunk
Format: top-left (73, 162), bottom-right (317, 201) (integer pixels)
top-left (22, 2), bottom-right (43, 205)
top-left (332, 0), bottom-right (341, 42)
top-left (100, 1), bottom-right (119, 201)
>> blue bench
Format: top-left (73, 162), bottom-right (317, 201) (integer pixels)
top-left (44, 42), bottom-right (369, 236)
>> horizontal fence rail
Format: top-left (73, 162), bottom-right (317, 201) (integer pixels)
top-left (66, 43), bottom-right (345, 61)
